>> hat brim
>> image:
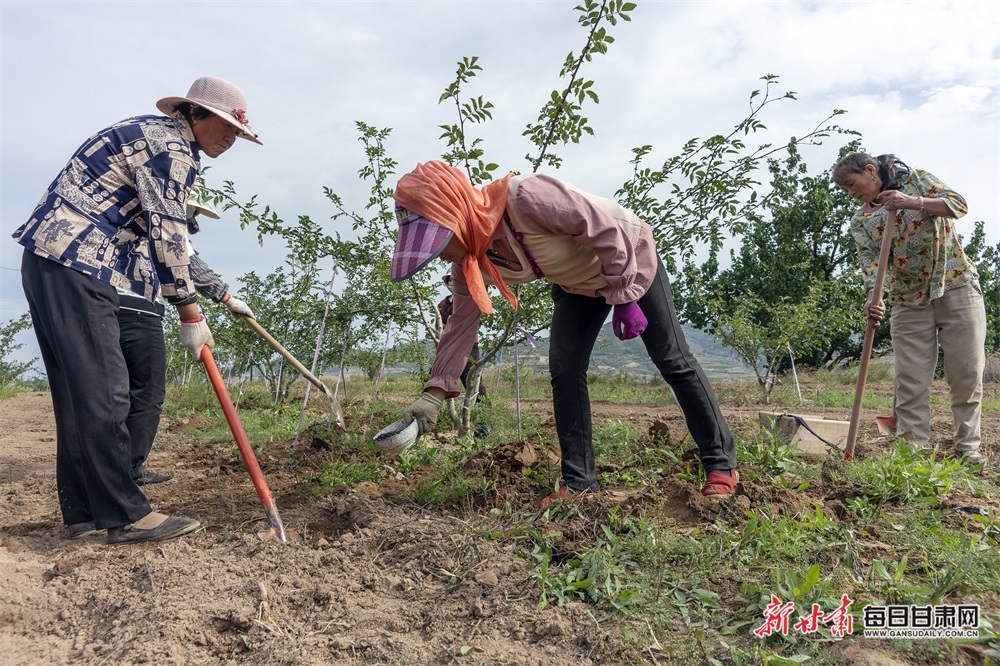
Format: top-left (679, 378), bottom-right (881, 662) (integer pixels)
top-left (156, 96), bottom-right (263, 145)
top-left (188, 201), bottom-right (221, 220)
top-left (390, 215), bottom-right (454, 281)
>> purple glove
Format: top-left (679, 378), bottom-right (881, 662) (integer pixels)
top-left (613, 301), bottom-right (647, 340)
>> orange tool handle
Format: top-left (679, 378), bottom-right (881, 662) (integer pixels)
top-left (200, 346), bottom-right (287, 537)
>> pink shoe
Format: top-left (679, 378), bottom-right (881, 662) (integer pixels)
top-left (538, 487), bottom-right (593, 509)
top-left (702, 470), bottom-right (739, 497)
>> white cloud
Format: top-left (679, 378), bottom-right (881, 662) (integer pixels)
top-left (2, 0), bottom-right (998, 340)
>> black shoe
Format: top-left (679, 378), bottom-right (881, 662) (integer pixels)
top-left (67, 521), bottom-right (102, 540)
top-left (133, 470), bottom-right (173, 486)
top-left (956, 450), bottom-right (986, 466)
top-left (106, 513), bottom-right (200, 544)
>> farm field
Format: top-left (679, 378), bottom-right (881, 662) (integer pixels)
top-left (1, 374), bottom-right (998, 665)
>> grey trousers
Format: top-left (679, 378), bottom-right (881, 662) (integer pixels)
top-left (890, 282), bottom-right (986, 450)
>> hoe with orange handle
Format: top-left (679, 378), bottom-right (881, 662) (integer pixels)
top-left (844, 209), bottom-right (898, 461)
top-left (200, 346), bottom-right (299, 543)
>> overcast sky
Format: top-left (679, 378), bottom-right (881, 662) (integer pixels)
top-left (2, 1), bottom-right (998, 361)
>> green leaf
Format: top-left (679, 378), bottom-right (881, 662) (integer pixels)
top-left (692, 588), bottom-right (721, 608)
top-left (719, 619), bottom-right (753, 635)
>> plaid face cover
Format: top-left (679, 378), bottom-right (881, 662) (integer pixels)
top-left (390, 205), bottom-right (454, 281)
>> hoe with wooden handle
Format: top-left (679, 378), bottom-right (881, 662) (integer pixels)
top-left (240, 315), bottom-right (345, 431)
top-left (845, 209), bottom-right (898, 461)
top-left (201, 346), bottom-right (299, 543)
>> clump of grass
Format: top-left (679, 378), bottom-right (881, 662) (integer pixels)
top-left (592, 420), bottom-right (690, 488)
top-left (738, 431), bottom-right (799, 475)
top-left (400, 465), bottom-right (495, 507)
top-left (593, 419), bottom-right (644, 465)
top-left (527, 507), bottom-right (646, 611)
top-left (162, 382), bottom-right (217, 417)
top-left (844, 440), bottom-right (967, 518)
top-left (588, 373), bottom-right (676, 405)
top-left (317, 458), bottom-right (381, 490)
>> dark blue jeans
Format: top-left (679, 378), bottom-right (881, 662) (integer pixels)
top-left (548, 257), bottom-right (737, 492)
top-left (21, 250), bottom-right (151, 529)
top-left (118, 309), bottom-right (166, 477)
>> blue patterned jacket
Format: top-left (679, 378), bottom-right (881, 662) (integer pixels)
top-left (12, 115), bottom-right (202, 305)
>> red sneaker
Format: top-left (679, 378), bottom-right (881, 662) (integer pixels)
top-left (702, 470), bottom-right (739, 497)
top-left (537, 487), bottom-right (593, 509)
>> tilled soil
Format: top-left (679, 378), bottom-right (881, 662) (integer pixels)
top-left (1, 389), bottom-right (996, 665)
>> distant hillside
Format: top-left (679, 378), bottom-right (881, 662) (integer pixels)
top-left (513, 322), bottom-right (752, 380)
top-left (384, 322), bottom-right (753, 381)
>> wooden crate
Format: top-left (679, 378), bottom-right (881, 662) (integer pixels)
top-left (758, 412), bottom-right (849, 456)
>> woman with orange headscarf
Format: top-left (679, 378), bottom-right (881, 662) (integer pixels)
top-left (391, 161), bottom-right (738, 505)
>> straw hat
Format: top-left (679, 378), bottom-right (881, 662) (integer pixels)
top-left (157, 76), bottom-right (262, 145)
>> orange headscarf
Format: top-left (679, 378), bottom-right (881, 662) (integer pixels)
top-left (393, 161), bottom-right (517, 314)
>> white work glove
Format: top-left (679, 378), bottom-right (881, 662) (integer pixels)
top-left (222, 293), bottom-right (255, 319)
top-left (405, 391), bottom-right (443, 436)
top-left (179, 316), bottom-right (215, 359)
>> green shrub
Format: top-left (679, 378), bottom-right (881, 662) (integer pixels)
top-left (0, 314), bottom-right (36, 388)
top-left (846, 440), bottom-right (966, 513)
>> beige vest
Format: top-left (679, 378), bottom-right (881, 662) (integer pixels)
top-left (489, 174), bottom-right (643, 290)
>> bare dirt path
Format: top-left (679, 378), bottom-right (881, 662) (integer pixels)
top-left (0, 392), bottom-right (610, 666)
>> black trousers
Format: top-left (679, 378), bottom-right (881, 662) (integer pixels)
top-left (118, 309), bottom-right (166, 477)
top-left (548, 257), bottom-right (737, 492)
top-left (21, 250), bottom-right (151, 529)
top-left (459, 342), bottom-right (488, 400)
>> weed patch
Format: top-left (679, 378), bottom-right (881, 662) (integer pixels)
top-left (143, 373), bottom-right (1000, 666)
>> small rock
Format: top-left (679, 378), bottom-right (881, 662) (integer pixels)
top-left (474, 570), bottom-right (499, 587)
top-left (471, 599), bottom-right (492, 618)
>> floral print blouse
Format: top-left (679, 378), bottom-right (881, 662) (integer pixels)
top-left (851, 168), bottom-right (976, 308)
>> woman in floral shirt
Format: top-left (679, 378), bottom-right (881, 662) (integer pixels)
top-left (833, 152), bottom-right (986, 463)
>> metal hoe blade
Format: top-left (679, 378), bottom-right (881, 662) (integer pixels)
top-left (875, 416), bottom-right (895, 437)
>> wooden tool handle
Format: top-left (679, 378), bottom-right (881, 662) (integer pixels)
top-left (845, 209), bottom-right (898, 460)
top-left (241, 316), bottom-right (333, 398)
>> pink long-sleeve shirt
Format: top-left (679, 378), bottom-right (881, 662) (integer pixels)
top-left (426, 174), bottom-right (658, 397)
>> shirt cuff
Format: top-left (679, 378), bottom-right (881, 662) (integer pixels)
top-left (424, 376), bottom-right (461, 399)
top-left (166, 294), bottom-right (199, 307)
top-left (599, 283), bottom-right (647, 306)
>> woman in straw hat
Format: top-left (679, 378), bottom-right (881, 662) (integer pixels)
top-left (389, 161), bottom-right (739, 507)
top-left (13, 75), bottom-right (261, 544)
